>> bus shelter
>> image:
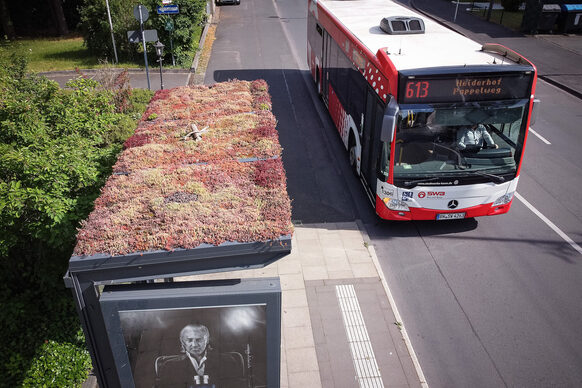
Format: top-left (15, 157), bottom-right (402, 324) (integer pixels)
top-left (64, 80), bottom-right (293, 388)
top-left (64, 239), bottom-right (289, 388)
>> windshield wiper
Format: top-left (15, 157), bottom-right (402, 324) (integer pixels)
top-left (401, 170), bottom-right (505, 189)
top-left (433, 142), bottom-right (505, 183)
top-left (401, 176), bottom-right (443, 189)
top-left (461, 169), bottom-right (505, 184)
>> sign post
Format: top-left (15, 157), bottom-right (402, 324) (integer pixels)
top-left (157, 5), bottom-right (179, 67)
top-left (134, 5), bottom-right (151, 90)
top-left (105, 0), bottom-right (118, 63)
top-left (164, 17), bottom-right (176, 66)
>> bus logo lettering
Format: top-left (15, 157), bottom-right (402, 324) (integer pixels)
top-left (381, 186), bottom-right (394, 197)
top-left (419, 191), bottom-right (445, 198)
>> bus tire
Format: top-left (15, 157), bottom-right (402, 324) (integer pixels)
top-left (315, 66), bottom-right (322, 98)
top-left (348, 135), bottom-right (359, 176)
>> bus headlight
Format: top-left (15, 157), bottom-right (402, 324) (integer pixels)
top-left (492, 192), bottom-right (514, 206)
top-left (383, 198), bottom-right (410, 212)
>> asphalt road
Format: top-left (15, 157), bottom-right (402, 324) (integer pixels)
top-left (206, 0), bottom-right (582, 386)
top-left (206, 0), bottom-right (371, 224)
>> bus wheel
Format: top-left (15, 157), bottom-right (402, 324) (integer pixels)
top-left (349, 139), bottom-right (358, 176)
top-left (315, 66), bottom-right (322, 97)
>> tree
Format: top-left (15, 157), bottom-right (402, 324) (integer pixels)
top-left (48, 0), bottom-right (69, 35)
top-left (0, 0), bottom-right (16, 39)
top-left (79, 0), bottom-right (207, 66)
top-left (1, 0), bottom-right (81, 37)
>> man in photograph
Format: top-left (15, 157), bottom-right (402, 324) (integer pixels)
top-left (155, 323), bottom-right (218, 387)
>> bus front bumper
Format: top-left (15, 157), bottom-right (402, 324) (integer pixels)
top-left (375, 196), bottom-right (513, 221)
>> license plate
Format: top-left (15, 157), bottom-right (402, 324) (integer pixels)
top-left (436, 212), bottom-right (466, 220)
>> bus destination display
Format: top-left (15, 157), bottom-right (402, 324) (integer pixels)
top-left (400, 74), bottom-right (531, 104)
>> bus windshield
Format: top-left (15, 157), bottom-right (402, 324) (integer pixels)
top-left (384, 99), bottom-right (529, 187)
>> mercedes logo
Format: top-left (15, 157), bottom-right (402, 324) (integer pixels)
top-left (447, 200), bottom-right (459, 209)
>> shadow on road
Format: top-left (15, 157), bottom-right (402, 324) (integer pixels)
top-left (213, 68), bottom-right (374, 225)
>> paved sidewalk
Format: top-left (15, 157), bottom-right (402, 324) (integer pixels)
top-left (83, 223), bottom-right (427, 387)
top-left (410, 0), bottom-right (582, 98)
top-left (177, 222), bottom-right (426, 388)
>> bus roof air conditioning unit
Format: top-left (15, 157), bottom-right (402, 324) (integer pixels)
top-left (380, 16), bottom-right (425, 35)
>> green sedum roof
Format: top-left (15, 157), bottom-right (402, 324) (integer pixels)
top-left (73, 80), bottom-right (292, 257)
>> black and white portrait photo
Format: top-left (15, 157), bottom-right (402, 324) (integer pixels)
top-left (118, 304), bottom-right (268, 388)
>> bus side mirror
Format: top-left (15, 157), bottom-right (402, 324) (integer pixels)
top-left (529, 99), bottom-right (540, 127)
top-left (381, 98), bottom-right (399, 142)
top-left (381, 116), bottom-right (396, 142)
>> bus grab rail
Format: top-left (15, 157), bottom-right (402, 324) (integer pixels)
top-left (481, 43), bottom-right (533, 67)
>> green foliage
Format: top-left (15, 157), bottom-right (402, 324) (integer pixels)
top-left (148, 0), bottom-right (207, 67)
top-left (21, 337), bottom-right (92, 388)
top-left (1, 69), bottom-right (120, 260)
top-left (0, 55), bottom-right (153, 387)
top-left (2, 286), bottom-right (90, 388)
top-left (78, 0), bottom-right (207, 67)
top-left (78, 0), bottom-right (140, 63)
top-left (131, 87), bottom-right (157, 113)
top-left (0, 36), bottom-right (142, 72)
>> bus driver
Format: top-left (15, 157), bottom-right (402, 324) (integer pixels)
top-left (457, 124), bottom-right (498, 151)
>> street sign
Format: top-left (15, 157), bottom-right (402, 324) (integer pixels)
top-left (164, 18), bottom-right (174, 31)
top-left (127, 29), bottom-right (159, 43)
top-left (131, 4), bottom-right (152, 90)
top-left (157, 5), bottom-right (179, 14)
top-left (133, 5), bottom-right (149, 22)
top-left (162, 0), bottom-right (172, 4)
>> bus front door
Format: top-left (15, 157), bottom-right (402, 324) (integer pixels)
top-left (360, 89), bottom-right (384, 197)
top-left (322, 31), bottom-right (331, 105)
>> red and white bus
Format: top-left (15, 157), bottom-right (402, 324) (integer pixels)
top-left (307, 0), bottom-right (538, 220)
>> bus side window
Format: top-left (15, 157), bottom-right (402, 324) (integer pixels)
top-left (349, 68), bottom-right (366, 134)
top-left (329, 39), bottom-right (339, 92)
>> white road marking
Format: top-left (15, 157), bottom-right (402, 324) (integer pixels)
top-left (529, 127), bottom-right (551, 145)
top-left (515, 192), bottom-right (582, 255)
top-left (336, 284), bottom-right (384, 388)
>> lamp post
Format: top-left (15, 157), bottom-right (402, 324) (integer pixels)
top-left (154, 41), bottom-right (165, 90)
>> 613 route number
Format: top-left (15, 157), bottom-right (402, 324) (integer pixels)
top-left (405, 81), bottom-right (430, 99)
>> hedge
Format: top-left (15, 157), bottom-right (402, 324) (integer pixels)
top-left (0, 54), bottom-right (153, 387)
